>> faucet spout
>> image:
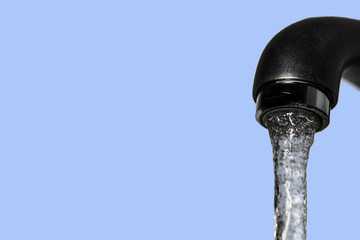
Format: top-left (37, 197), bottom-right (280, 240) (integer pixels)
top-left (253, 17), bottom-right (360, 131)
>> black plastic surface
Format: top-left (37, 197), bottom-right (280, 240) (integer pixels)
top-left (253, 17), bottom-right (360, 109)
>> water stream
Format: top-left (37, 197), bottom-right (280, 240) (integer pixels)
top-left (266, 110), bottom-right (320, 240)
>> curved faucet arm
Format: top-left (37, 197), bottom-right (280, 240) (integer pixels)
top-left (253, 17), bottom-right (360, 109)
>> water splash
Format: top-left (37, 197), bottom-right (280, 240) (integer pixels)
top-left (266, 110), bottom-right (319, 240)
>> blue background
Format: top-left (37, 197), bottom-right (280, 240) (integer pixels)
top-left (2, 1), bottom-right (360, 239)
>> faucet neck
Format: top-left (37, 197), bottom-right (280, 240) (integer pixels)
top-left (253, 17), bottom-right (360, 109)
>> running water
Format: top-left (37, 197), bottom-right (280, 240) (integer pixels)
top-left (266, 110), bottom-right (320, 240)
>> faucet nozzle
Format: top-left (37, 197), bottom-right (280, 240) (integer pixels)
top-left (255, 81), bottom-right (330, 131)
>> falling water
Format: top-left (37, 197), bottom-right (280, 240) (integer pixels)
top-left (266, 110), bottom-right (320, 240)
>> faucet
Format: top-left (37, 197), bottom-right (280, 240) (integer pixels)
top-left (253, 17), bottom-right (360, 131)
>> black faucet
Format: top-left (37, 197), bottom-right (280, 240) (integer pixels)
top-left (253, 17), bottom-right (360, 131)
